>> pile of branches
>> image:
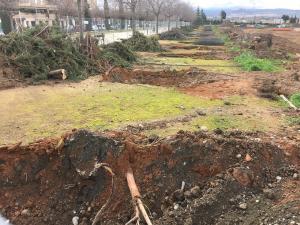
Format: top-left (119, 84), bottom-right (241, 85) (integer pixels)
top-left (123, 31), bottom-right (161, 52)
top-left (159, 28), bottom-right (186, 40)
top-left (0, 25), bottom-right (101, 80)
top-left (101, 42), bottom-right (136, 67)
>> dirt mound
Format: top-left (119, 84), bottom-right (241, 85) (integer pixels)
top-left (0, 129), bottom-right (299, 225)
top-left (103, 68), bottom-right (234, 88)
top-left (223, 27), bottom-right (296, 60)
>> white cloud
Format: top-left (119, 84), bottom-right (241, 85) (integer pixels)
top-left (186, 0), bottom-right (300, 9)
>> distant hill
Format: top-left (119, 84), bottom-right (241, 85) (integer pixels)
top-left (204, 8), bottom-right (300, 18)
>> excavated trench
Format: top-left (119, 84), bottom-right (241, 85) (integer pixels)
top-left (103, 68), bottom-right (237, 88)
top-left (0, 130), bottom-right (299, 225)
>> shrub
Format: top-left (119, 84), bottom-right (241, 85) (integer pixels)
top-left (159, 29), bottom-right (186, 40)
top-left (234, 52), bottom-right (281, 72)
top-left (101, 42), bottom-right (136, 67)
top-left (123, 31), bottom-right (161, 52)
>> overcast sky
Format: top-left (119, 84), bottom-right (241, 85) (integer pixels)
top-left (185, 0), bottom-right (300, 9)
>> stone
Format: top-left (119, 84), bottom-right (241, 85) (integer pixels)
top-left (72, 216), bottom-right (79, 225)
top-left (200, 126), bottom-right (208, 132)
top-left (263, 188), bottom-right (276, 200)
top-left (238, 203), bottom-right (247, 210)
top-left (245, 153), bottom-right (253, 162)
top-left (174, 204), bottom-right (179, 210)
top-left (196, 109), bottom-right (206, 116)
top-left (236, 154), bottom-right (242, 159)
top-left (276, 176), bottom-right (282, 182)
top-left (190, 186), bottom-right (201, 197)
top-left (21, 209), bottom-right (30, 216)
top-left (230, 167), bottom-right (254, 186)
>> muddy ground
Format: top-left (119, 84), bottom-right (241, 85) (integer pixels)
top-left (0, 130), bottom-right (299, 225)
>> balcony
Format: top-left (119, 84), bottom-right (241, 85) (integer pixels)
top-left (14, 0), bottom-right (58, 11)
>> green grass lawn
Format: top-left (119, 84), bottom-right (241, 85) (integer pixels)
top-left (0, 81), bottom-right (221, 144)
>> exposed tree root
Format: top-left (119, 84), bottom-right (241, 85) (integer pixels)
top-left (126, 167), bottom-right (153, 225)
top-left (92, 163), bottom-right (115, 225)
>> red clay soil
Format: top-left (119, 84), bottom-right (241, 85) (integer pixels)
top-left (103, 67), bottom-right (236, 88)
top-left (0, 129), bottom-right (299, 225)
top-left (180, 79), bottom-right (256, 99)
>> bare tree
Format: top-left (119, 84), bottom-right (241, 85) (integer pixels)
top-left (124, 0), bottom-right (139, 33)
top-left (104, 0), bottom-right (110, 29)
top-left (163, 0), bottom-right (178, 31)
top-left (116, 0), bottom-right (125, 29)
top-left (147, 0), bottom-right (164, 34)
top-left (77, 0), bottom-right (84, 41)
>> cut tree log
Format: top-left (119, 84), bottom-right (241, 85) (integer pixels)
top-left (48, 69), bottom-right (67, 80)
top-left (126, 167), bottom-right (153, 225)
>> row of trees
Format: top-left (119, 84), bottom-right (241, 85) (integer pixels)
top-left (193, 7), bottom-right (227, 26)
top-left (281, 15), bottom-right (300, 24)
top-left (0, 0), bottom-right (194, 35)
top-left (54, 0), bottom-right (195, 32)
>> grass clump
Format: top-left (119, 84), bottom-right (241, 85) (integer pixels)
top-left (234, 52), bottom-right (281, 72)
top-left (0, 25), bottom-right (99, 80)
top-left (287, 116), bottom-right (300, 126)
top-left (123, 31), bottom-right (161, 52)
top-left (290, 93), bottom-right (300, 107)
top-left (101, 42), bottom-right (136, 67)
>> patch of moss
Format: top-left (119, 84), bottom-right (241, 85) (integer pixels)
top-left (286, 116), bottom-right (300, 126)
top-left (191, 115), bottom-right (270, 131)
top-left (0, 82), bottom-right (222, 144)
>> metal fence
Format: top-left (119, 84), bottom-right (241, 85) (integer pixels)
top-left (59, 17), bottom-right (191, 44)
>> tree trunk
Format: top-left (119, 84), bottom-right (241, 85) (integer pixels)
top-left (118, 0), bottom-right (125, 30)
top-left (131, 7), bottom-right (136, 34)
top-left (168, 17), bottom-right (171, 31)
top-left (0, 11), bottom-right (13, 34)
top-left (104, 0), bottom-right (110, 30)
top-left (77, 0), bottom-right (84, 42)
top-left (156, 15), bottom-right (159, 34)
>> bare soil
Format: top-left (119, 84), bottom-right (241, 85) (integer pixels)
top-left (103, 67), bottom-right (236, 88)
top-left (0, 130), bottom-right (299, 225)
